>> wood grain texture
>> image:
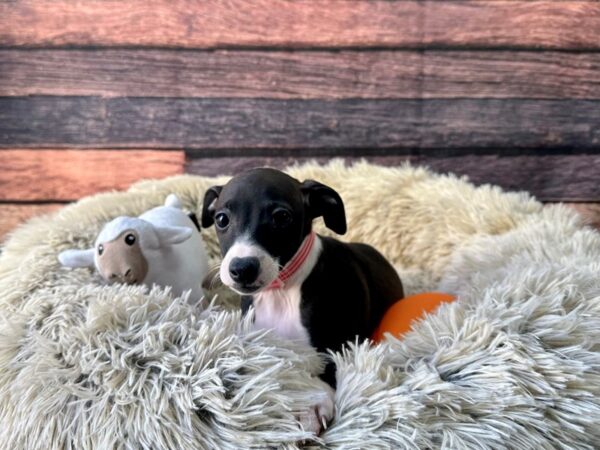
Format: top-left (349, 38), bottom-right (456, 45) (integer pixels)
top-left (3, 50), bottom-right (600, 99)
top-left (0, 150), bottom-right (184, 201)
top-left (421, 51), bottom-right (600, 99)
top-left (423, 1), bottom-right (600, 49)
top-left (1, 97), bottom-right (599, 150)
top-left (185, 154), bottom-right (600, 202)
top-left (0, 0), bottom-right (422, 48)
top-left (1, 1), bottom-right (599, 49)
top-left (2, 151), bottom-right (598, 203)
top-left (0, 50), bottom-right (420, 99)
top-left (0, 203), bottom-right (63, 245)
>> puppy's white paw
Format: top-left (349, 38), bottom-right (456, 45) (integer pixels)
top-left (297, 382), bottom-right (335, 435)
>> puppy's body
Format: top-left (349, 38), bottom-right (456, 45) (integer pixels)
top-left (202, 169), bottom-right (404, 387)
top-left (245, 235), bottom-right (403, 385)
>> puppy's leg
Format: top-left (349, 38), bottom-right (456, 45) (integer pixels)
top-left (297, 377), bottom-right (336, 435)
top-left (319, 360), bottom-right (337, 389)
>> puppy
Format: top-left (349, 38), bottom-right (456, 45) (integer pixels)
top-left (201, 168), bottom-right (404, 389)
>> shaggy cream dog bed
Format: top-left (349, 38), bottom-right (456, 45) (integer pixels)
top-left (0, 161), bottom-right (599, 449)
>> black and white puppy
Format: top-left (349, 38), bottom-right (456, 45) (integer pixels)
top-left (201, 168), bottom-right (404, 390)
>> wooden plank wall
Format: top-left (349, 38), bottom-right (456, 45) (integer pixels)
top-left (1, 1), bottom-right (600, 241)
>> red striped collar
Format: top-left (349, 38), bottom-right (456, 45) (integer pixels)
top-left (267, 232), bottom-right (316, 290)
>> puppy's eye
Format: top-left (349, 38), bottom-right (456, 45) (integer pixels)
top-left (124, 234), bottom-right (136, 246)
top-left (98, 244), bottom-right (104, 255)
top-left (272, 209), bottom-right (292, 228)
top-left (215, 212), bottom-right (230, 230)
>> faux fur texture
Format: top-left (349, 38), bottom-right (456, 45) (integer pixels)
top-left (0, 161), bottom-right (599, 449)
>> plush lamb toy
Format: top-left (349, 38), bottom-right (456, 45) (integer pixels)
top-left (59, 194), bottom-right (209, 302)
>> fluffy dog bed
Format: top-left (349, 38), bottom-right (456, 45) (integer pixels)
top-left (0, 161), bottom-right (599, 449)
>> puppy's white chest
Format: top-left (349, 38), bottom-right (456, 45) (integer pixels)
top-left (253, 286), bottom-right (311, 345)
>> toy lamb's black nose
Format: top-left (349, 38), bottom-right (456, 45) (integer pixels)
top-left (229, 257), bottom-right (260, 285)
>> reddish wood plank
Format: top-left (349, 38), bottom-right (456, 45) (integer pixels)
top-left (0, 1), bottom-right (598, 49)
top-left (0, 203), bottom-right (63, 244)
top-left (185, 154), bottom-right (600, 202)
top-left (424, 1), bottom-right (600, 49)
top-left (0, 0), bottom-right (421, 48)
top-left (2, 50), bottom-right (600, 99)
top-left (0, 150), bottom-right (185, 201)
top-left (2, 97), bottom-right (599, 150)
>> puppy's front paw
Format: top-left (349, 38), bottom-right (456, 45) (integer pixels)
top-left (297, 382), bottom-right (335, 435)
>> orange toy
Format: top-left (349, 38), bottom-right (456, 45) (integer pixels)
top-left (372, 292), bottom-right (456, 343)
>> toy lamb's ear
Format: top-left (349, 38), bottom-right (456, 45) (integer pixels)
top-left (201, 185), bottom-right (223, 228)
top-left (301, 179), bottom-right (347, 235)
top-left (58, 248), bottom-right (95, 268)
top-left (164, 194), bottom-right (182, 209)
top-left (154, 225), bottom-right (193, 246)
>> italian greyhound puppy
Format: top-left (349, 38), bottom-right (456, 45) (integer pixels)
top-left (201, 168), bottom-right (404, 431)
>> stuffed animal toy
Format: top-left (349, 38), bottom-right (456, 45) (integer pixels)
top-left (58, 194), bottom-right (209, 302)
top-left (371, 292), bottom-right (456, 343)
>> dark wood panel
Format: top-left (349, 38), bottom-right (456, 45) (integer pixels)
top-left (1, 1), bottom-right (599, 49)
top-left (0, 50), bottom-right (421, 99)
top-left (1, 98), bottom-right (599, 150)
top-left (185, 154), bottom-right (600, 202)
top-left (2, 50), bottom-right (600, 99)
top-left (0, 203), bottom-right (63, 244)
top-left (0, 150), bottom-right (184, 201)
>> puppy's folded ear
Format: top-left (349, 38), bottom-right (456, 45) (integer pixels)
top-left (201, 185), bottom-right (223, 228)
top-left (301, 180), bottom-right (347, 235)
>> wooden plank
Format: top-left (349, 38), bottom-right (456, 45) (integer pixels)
top-left (1, 97), bottom-right (599, 150)
top-left (185, 154), bottom-right (600, 202)
top-left (0, 50), bottom-right (420, 99)
top-left (1, 152), bottom-right (597, 203)
top-left (0, 0), bottom-right (422, 48)
top-left (1, 1), bottom-right (599, 49)
top-left (2, 50), bottom-right (600, 99)
top-left (0, 150), bottom-right (185, 201)
top-left (422, 51), bottom-right (600, 99)
top-left (423, 1), bottom-right (600, 50)
top-left (0, 203), bottom-right (63, 244)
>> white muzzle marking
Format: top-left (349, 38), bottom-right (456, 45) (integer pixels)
top-left (219, 237), bottom-right (279, 294)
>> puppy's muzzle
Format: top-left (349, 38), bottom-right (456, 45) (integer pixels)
top-left (229, 256), bottom-right (260, 286)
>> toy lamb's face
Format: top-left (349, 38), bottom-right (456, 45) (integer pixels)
top-left (58, 215), bottom-right (193, 286)
top-left (96, 229), bottom-right (148, 284)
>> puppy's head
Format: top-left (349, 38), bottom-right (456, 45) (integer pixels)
top-left (201, 168), bottom-right (346, 295)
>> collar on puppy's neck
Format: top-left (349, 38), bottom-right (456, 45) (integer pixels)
top-left (267, 232), bottom-right (316, 290)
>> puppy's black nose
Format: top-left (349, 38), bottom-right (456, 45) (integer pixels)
top-left (229, 257), bottom-right (260, 285)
